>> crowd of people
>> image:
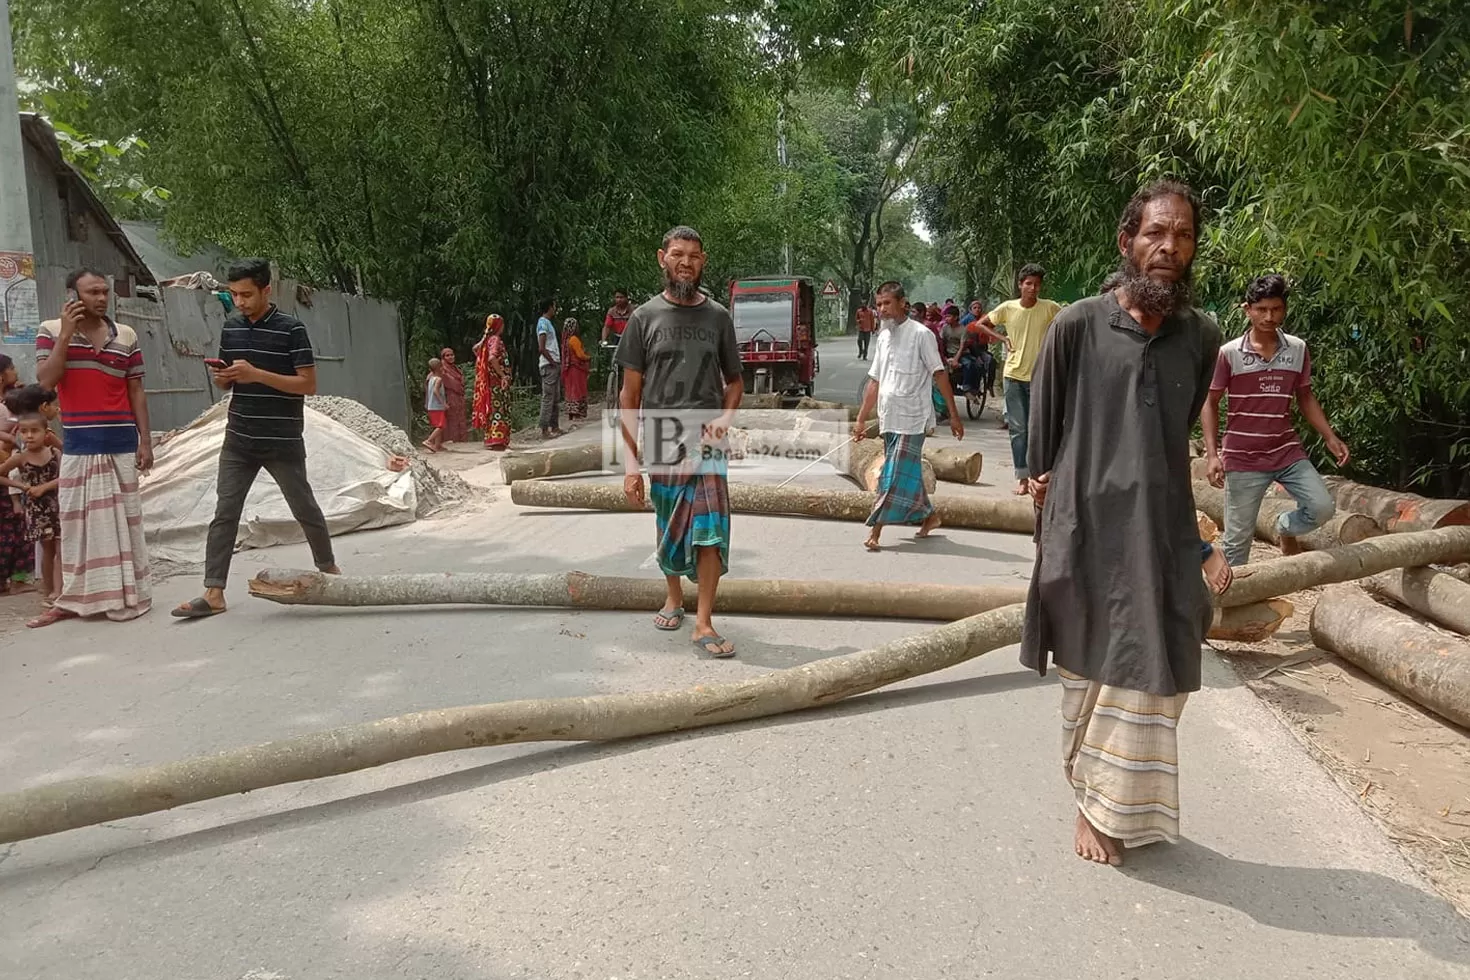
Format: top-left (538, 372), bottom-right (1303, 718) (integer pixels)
top-left (20, 178), bottom-right (1353, 873)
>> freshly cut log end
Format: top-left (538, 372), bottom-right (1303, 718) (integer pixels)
top-left (249, 569), bottom-right (322, 601)
top-left (1197, 511), bottom-right (1218, 543)
top-left (925, 446), bottom-right (983, 485)
top-left (1321, 476), bottom-right (1470, 533)
top-left (1311, 586), bottom-right (1470, 730)
top-left (1208, 599), bottom-right (1292, 642)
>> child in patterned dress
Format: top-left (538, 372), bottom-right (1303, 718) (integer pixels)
top-left (0, 414), bottom-right (62, 603)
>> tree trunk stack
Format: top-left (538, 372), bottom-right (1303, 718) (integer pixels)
top-left (1193, 481), bottom-right (1381, 552)
top-left (1369, 567), bottom-right (1470, 636)
top-left (1311, 586), bottom-right (1470, 730)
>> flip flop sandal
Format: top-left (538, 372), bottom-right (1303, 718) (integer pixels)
top-left (26, 607), bottom-right (75, 629)
top-left (171, 597), bottom-right (226, 619)
top-left (653, 606), bottom-right (685, 630)
top-left (692, 634), bottom-right (736, 659)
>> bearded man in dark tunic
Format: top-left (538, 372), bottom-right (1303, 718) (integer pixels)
top-left (1021, 180), bottom-right (1225, 867)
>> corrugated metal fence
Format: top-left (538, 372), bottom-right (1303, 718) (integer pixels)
top-left (114, 281), bottom-right (408, 433)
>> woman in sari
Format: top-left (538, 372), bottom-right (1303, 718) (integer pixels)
top-left (472, 314), bottom-right (513, 451)
top-left (561, 317), bottom-right (590, 421)
top-left (438, 347), bottom-right (468, 443)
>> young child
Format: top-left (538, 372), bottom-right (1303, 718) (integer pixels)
top-left (423, 357), bottom-right (447, 453)
top-left (0, 413), bottom-right (61, 603)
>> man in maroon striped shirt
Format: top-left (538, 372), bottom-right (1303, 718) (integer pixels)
top-left (1201, 274), bottom-right (1350, 565)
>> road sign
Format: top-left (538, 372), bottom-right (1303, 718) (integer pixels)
top-left (820, 279), bottom-right (840, 298)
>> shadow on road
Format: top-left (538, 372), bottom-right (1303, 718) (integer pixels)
top-left (1122, 838), bottom-right (1470, 965)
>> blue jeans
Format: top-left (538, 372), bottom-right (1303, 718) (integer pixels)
top-left (959, 352), bottom-right (991, 392)
top-left (1222, 459), bottom-right (1336, 566)
top-left (1004, 379), bottom-right (1031, 480)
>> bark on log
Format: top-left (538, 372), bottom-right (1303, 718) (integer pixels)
top-left (842, 439), bottom-right (937, 494)
top-left (1319, 477), bottom-right (1470, 532)
top-left (795, 396), bottom-right (859, 420)
top-left (1310, 587), bottom-right (1470, 730)
top-left (1369, 568), bottom-right (1470, 636)
top-left (499, 444), bottom-right (608, 483)
top-left (251, 569), bottom-right (1028, 621)
top-left (924, 446), bottom-right (983, 485)
top-left (509, 480), bottom-right (1038, 533)
top-left (1210, 599), bottom-right (1293, 642)
top-left (1220, 526), bottom-right (1470, 607)
top-left (729, 429), bottom-right (838, 461)
top-left (249, 568), bottom-right (1279, 641)
top-left (1193, 481), bottom-right (1381, 551)
top-left (0, 605), bottom-right (1027, 843)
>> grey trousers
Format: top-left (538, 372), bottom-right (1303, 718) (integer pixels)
top-left (539, 362), bottom-right (561, 430)
top-left (204, 443), bottom-right (335, 588)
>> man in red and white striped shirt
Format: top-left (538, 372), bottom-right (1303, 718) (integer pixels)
top-left (1201, 274), bottom-right (1349, 565)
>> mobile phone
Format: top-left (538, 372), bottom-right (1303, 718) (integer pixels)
top-left (66, 288), bottom-right (78, 304)
top-left (204, 358), bottom-right (228, 370)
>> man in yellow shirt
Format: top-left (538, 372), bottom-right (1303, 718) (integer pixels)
top-left (976, 264), bottom-right (1064, 495)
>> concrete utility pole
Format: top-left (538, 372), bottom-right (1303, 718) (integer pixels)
top-left (0, 0), bottom-right (41, 355)
top-left (777, 100), bottom-right (791, 276)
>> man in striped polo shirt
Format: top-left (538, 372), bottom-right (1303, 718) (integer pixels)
top-left (30, 268), bottom-right (153, 628)
top-left (173, 258), bottom-right (338, 618)
top-left (1201, 273), bottom-right (1350, 565)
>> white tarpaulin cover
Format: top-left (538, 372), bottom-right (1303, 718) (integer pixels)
top-left (142, 399), bottom-right (417, 563)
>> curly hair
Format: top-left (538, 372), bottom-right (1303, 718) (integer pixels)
top-left (1244, 273), bottom-right (1290, 306)
top-left (1117, 179), bottom-right (1201, 240)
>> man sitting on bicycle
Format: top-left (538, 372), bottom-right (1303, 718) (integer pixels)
top-left (602, 289), bottom-right (633, 346)
top-left (959, 314), bottom-right (1007, 394)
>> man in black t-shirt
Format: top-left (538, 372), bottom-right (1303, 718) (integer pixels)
top-left (172, 258), bottom-right (339, 619)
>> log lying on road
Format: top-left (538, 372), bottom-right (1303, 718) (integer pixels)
top-left (1193, 481), bottom-right (1381, 552)
top-left (251, 569), bottom-right (1029, 621)
top-left (843, 439), bottom-right (937, 494)
top-left (1320, 477), bottom-right (1469, 533)
top-left (1311, 587), bottom-right (1470, 730)
top-left (924, 446), bottom-right (983, 485)
top-left (1219, 526), bottom-right (1470, 607)
top-left (1369, 568), bottom-right (1470, 636)
top-left (795, 396), bottom-right (859, 420)
top-left (510, 480), bottom-right (1038, 533)
top-left (500, 443), bottom-right (608, 483)
top-left (0, 605), bottom-right (1027, 843)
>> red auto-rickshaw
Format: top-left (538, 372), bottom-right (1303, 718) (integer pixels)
top-left (728, 276), bottom-right (819, 397)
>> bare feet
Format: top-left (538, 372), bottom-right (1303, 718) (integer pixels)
top-left (323, 565), bottom-right (342, 575)
top-left (916, 513), bottom-right (942, 538)
top-left (1075, 811), bottom-right (1123, 866)
top-left (1013, 481), bottom-right (1030, 496)
top-left (1279, 533), bottom-right (1303, 557)
top-left (27, 606), bottom-right (76, 629)
top-left (863, 534), bottom-right (881, 552)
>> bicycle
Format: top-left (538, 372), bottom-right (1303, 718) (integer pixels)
top-left (601, 340), bottom-right (622, 409)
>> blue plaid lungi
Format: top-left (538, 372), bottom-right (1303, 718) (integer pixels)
top-left (866, 432), bottom-right (932, 527)
top-left (649, 455), bottom-right (730, 581)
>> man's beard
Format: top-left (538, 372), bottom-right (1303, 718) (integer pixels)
top-left (879, 314), bottom-right (903, 328)
top-left (663, 266), bottom-right (703, 303)
top-left (1116, 252), bottom-right (1193, 317)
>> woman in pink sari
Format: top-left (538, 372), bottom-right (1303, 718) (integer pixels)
top-left (438, 347), bottom-right (468, 443)
top-left (472, 315), bottom-right (512, 450)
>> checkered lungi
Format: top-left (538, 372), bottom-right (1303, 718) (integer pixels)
top-left (649, 456), bottom-right (730, 582)
top-left (866, 432), bottom-right (932, 527)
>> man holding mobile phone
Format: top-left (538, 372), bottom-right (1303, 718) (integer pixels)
top-left (29, 268), bottom-right (153, 628)
top-left (173, 258), bottom-right (338, 619)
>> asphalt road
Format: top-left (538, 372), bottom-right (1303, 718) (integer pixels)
top-left (1, 346), bottom-right (1467, 979)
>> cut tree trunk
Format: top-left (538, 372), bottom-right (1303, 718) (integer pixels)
top-left (1311, 586), bottom-right (1470, 730)
top-left (729, 429), bottom-right (839, 461)
top-left (1219, 526), bottom-right (1470, 607)
top-left (1369, 568), bottom-right (1470, 636)
top-left (1209, 599), bottom-right (1293, 642)
top-left (1197, 511), bottom-right (1218, 542)
top-left (843, 439), bottom-right (937, 494)
top-left (924, 447), bottom-right (982, 485)
top-left (251, 569), bottom-right (1028, 621)
top-left (1318, 477), bottom-right (1470, 532)
top-left (500, 443), bottom-right (608, 483)
top-left (509, 480), bottom-right (1038, 533)
top-left (249, 568), bottom-right (1280, 642)
top-left (1193, 481), bottom-right (1381, 552)
top-left (0, 605), bottom-right (1026, 844)
top-left (794, 397), bottom-right (859, 420)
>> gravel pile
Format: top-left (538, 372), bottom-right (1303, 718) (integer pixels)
top-left (306, 395), bottom-right (473, 516)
